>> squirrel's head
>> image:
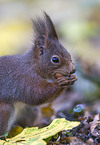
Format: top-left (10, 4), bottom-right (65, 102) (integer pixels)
top-left (33, 13), bottom-right (76, 79)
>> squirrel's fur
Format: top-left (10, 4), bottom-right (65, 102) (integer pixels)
top-left (0, 13), bottom-right (77, 136)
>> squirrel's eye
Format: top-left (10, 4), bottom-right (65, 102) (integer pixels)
top-left (51, 55), bottom-right (60, 64)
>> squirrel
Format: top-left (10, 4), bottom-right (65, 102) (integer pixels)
top-left (0, 13), bottom-right (77, 136)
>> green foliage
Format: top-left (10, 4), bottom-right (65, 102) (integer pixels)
top-left (0, 132), bottom-right (8, 138)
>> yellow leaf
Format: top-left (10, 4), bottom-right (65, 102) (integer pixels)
top-left (0, 118), bottom-right (80, 145)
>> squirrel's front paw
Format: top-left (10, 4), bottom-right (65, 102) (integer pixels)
top-left (55, 73), bottom-right (78, 87)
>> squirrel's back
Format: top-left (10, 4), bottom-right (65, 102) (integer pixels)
top-left (0, 50), bottom-right (37, 103)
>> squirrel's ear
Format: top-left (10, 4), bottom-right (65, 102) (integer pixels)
top-left (44, 12), bottom-right (58, 40)
top-left (35, 34), bottom-right (49, 55)
top-left (33, 16), bottom-right (49, 55)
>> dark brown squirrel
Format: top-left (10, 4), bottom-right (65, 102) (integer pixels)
top-left (0, 13), bottom-right (77, 136)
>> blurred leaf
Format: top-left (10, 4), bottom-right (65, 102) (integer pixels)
top-left (73, 106), bottom-right (83, 113)
top-left (0, 21), bottom-right (32, 56)
top-left (60, 21), bottom-right (97, 41)
top-left (41, 104), bottom-right (55, 119)
top-left (8, 126), bottom-right (23, 138)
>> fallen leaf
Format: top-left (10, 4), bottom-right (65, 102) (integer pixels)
top-left (0, 118), bottom-right (80, 145)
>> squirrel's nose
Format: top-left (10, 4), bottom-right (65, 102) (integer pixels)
top-left (70, 64), bottom-right (76, 74)
top-left (70, 68), bottom-right (76, 74)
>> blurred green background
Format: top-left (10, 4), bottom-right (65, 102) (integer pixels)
top-left (0, 0), bottom-right (100, 112)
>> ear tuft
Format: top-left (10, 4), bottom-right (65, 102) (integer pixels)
top-left (44, 12), bottom-right (58, 40)
top-left (32, 12), bottom-right (58, 54)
